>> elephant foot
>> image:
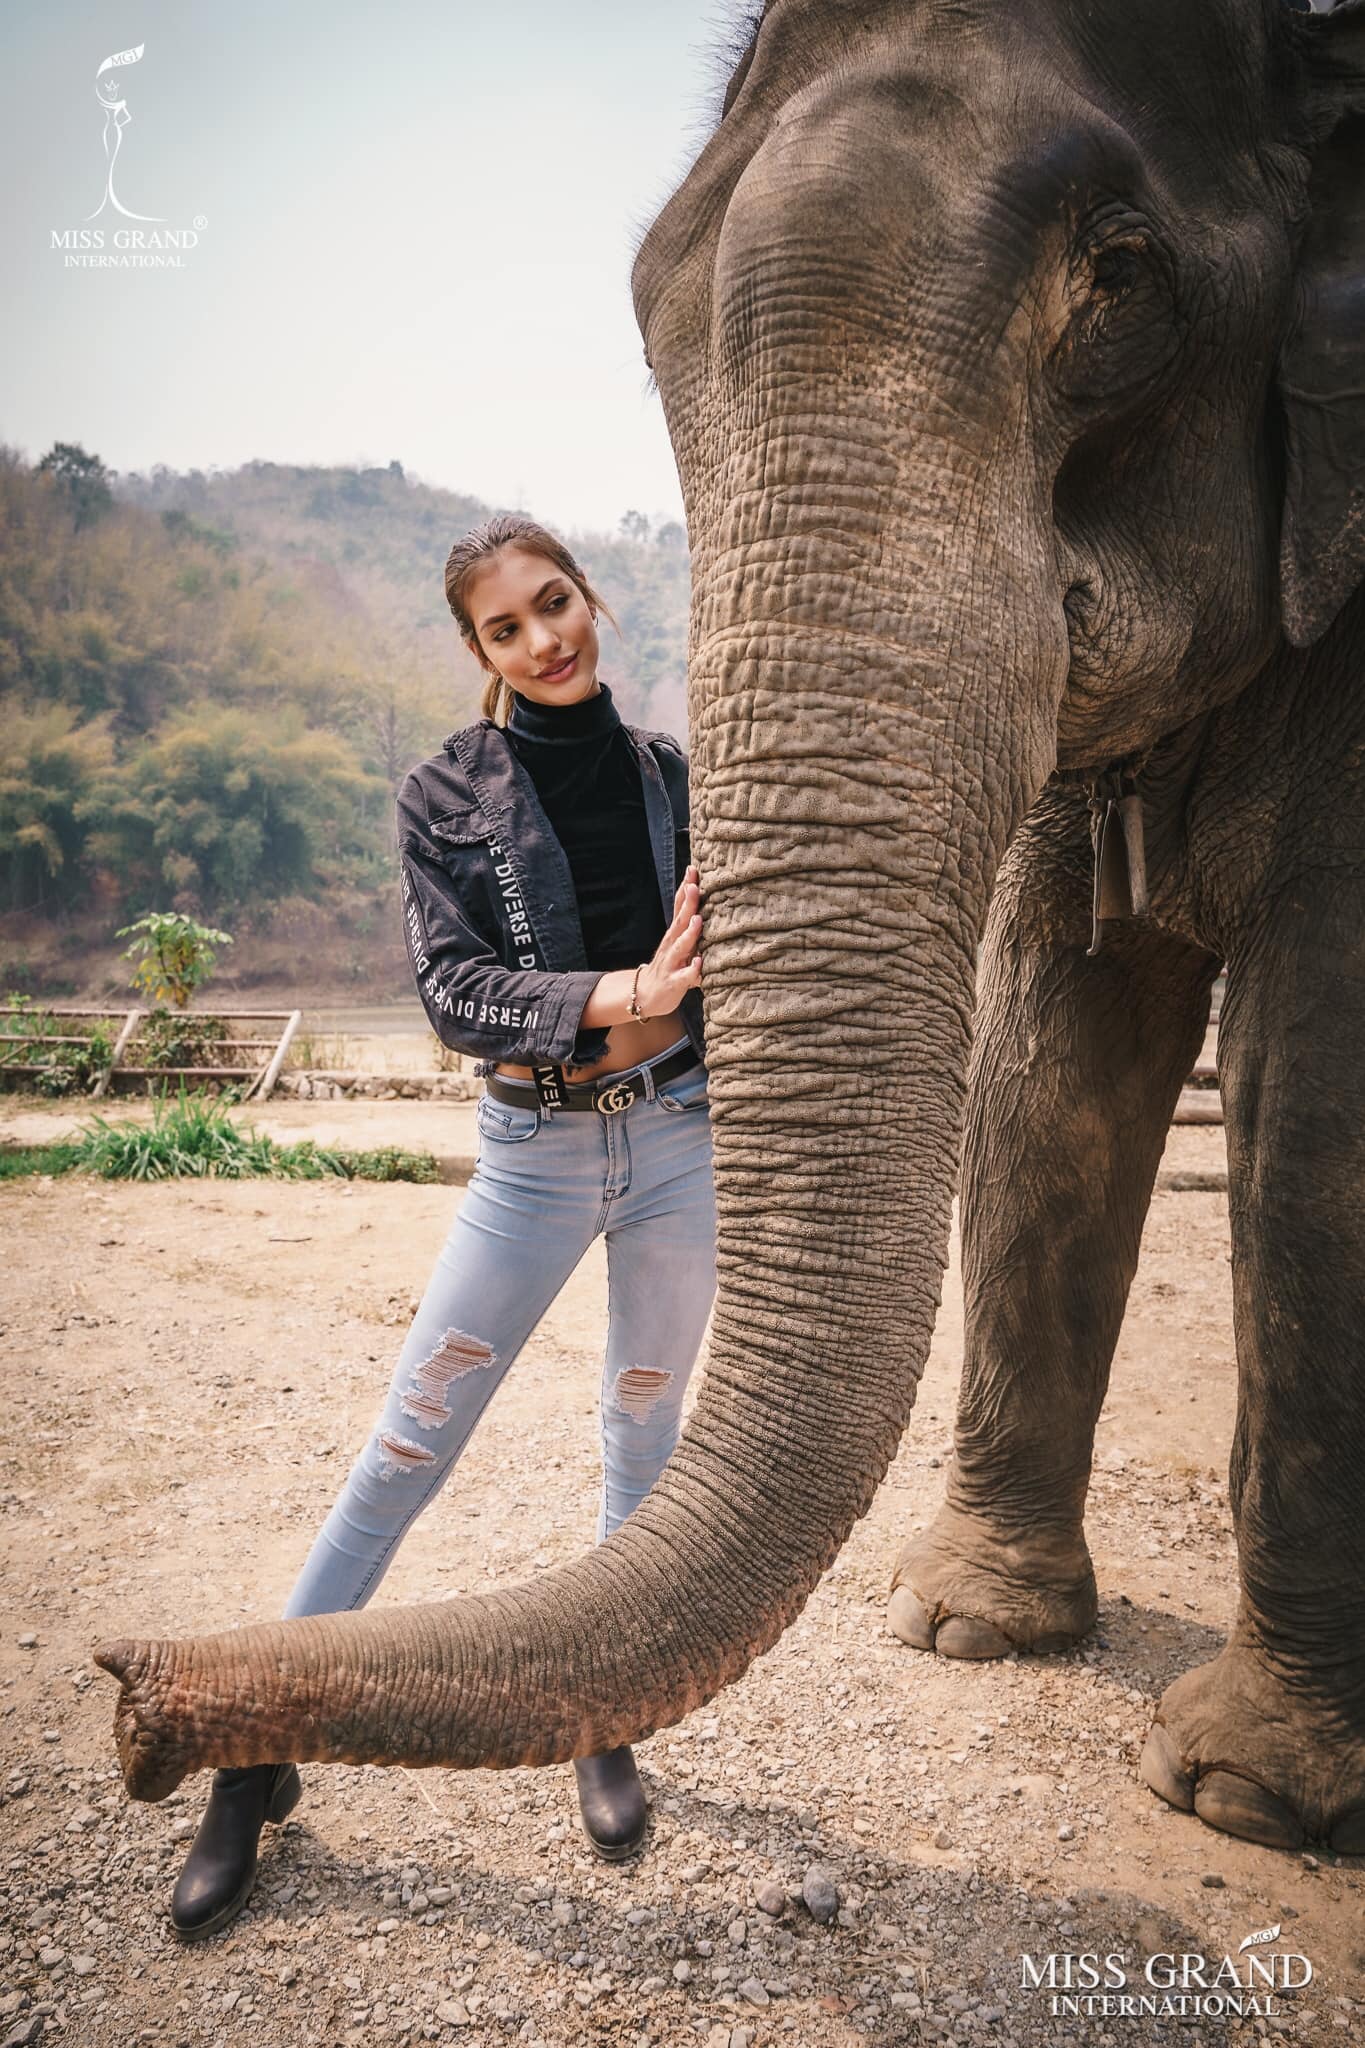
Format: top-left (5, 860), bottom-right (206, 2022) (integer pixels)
top-left (887, 1500), bottom-right (1097, 1659)
top-left (1140, 1642), bottom-right (1365, 1852)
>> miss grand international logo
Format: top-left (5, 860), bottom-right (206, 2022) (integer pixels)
top-left (49, 43), bottom-right (206, 269)
top-left (1019, 1923), bottom-right (1312, 2021)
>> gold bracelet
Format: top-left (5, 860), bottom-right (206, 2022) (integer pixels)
top-left (628, 966), bottom-right (648, 1024)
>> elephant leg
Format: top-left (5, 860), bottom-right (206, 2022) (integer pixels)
top-left (1140, 891), bottom-right (1365, 1851)
top-left (890, 783), bottom-right (1220, 1658)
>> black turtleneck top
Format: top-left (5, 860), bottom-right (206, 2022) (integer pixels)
top-left (505, 681), bottom-right (666, 974)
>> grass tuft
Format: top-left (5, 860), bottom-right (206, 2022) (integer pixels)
top-left (0, 1142), bottom-right (84, 1181)
top-left (0, 1084), bottom-right (439, 1184)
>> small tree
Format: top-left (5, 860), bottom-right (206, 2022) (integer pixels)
top-left (37, 441), bottom-right (115, 530)
top-left (117, 910), bottom-right (233, 1009)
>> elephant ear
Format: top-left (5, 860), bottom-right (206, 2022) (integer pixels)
top-left (1278, 0), bottom-right (1365, 647)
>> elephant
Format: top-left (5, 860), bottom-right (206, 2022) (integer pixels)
top-left (95, 0), bottom-right (1365, 1854)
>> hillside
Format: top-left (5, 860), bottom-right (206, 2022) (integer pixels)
top-left (117, 457), bottom-right (689, 735)
top-left (0, 446), bottom-right (690, 1003)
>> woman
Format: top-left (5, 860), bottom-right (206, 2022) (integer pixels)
top-left (168, 515), bottom-right (715, 1940)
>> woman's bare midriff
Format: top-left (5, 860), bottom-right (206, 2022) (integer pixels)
top-left (493, 1008), bottom-right (690, 1087)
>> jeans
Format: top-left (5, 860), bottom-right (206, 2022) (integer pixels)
top-left (282, 1039), bottom-right (716, 1620)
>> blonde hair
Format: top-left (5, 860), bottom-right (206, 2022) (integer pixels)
top-left (444, 513), bottom-right (620, 727)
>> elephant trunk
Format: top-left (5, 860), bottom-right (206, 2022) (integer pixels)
top-left (96, 440), bottom-right (1066, 1801)
top-left (95, 1179), bottom-right (964, 1799)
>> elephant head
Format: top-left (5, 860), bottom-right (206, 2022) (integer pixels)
top-left (96, 0), bottom-right (1365, 1799)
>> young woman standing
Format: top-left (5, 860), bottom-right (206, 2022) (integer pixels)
top-left (170, 515), bottom-right (715, 1939)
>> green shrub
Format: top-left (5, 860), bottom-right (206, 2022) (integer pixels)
top-left (117, 911), bottom-right (233, 1009)
top-left (47, 1085), bottom-right (441, 1183)
top-left (335, 1145), bottom-right (439, 1184)
top-left (137, 1006), bottom-right (229, 1069)
top-left (72, 1087), bottom-right (279, 1180)
top-left (0, 1141), bottom-right (83, 1181)
top-left (0, 993), bottom-right (56, 1046)
top-left (0, 994), bottom-right (114, 1096)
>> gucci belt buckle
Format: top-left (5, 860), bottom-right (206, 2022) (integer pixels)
top-left (593, 1077), bottom-right (636, 1116)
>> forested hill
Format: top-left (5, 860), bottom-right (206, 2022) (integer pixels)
top-left (0, 445), bottom-right (690, 998)
top-left (117, 457), bottom-right (690, 730)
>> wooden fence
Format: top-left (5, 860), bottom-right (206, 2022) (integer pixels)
top-left (2, 1002), bottom-right (1228, 1121)
top-left (0, 1006), bottom-right (302, 1101)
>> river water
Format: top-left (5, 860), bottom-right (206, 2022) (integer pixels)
top-left (300, 1003), bottom-right (429, 1036)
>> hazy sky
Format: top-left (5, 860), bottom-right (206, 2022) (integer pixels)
top-left (5, 2), bottom-right (745, 537)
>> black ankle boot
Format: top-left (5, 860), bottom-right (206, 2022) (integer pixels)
top-left (169, 1763), bottom-right (301, 1941)
top-left (572, 1745), bottom-right (647, 1860)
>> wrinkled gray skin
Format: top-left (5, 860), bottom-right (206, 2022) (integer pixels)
top-left (96, 0), bottom-right (1363, 1855)
top-left (633, 0), bottom-right (1365, 1852)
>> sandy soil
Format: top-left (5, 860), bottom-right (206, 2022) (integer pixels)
top-left (0, 1103), bottom-right (1360, 2048)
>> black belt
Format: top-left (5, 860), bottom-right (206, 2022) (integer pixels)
top-left (483, 1043), bottom-right (700, 1115)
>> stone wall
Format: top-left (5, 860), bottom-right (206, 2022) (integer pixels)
top-left (272, 1071), bottom-right (480, 1102)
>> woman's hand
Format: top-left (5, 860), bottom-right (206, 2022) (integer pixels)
top-left (636, 863), bottom-right (702, 1018)
top-left (579, 866), bottom-right (702, 1030)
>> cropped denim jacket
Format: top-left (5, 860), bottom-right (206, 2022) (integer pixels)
top-left (395, 714), bottom-right (704, 1072)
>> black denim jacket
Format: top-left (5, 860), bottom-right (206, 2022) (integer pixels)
top-left (395, 714), bottom-right (705, 1072)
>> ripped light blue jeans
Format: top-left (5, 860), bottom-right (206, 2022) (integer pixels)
top-left (282, 1040), bottom-right (715, 1620)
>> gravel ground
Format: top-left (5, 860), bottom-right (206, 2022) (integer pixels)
top-left (0, 1106), bottom-right (1360, 2048)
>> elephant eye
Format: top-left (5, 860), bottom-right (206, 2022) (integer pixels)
top-left (1053, 223), bottom-right (1176, 404)
top-left (1089, 241), bottom-right (1142, 295)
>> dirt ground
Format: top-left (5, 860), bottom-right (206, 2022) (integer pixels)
top-left (0, 1098), bottom-right (1360, 2048)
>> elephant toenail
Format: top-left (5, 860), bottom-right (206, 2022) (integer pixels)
top-left (886, 1585), bottom-right (936, 1650)
top-left (1139, 1724), bottom-right (1196, 1812)
top-left (1192, 1768), bottom-right (1304, 1850)
top-left (934, 1614), bottom-right (1016, 1660)
top-left (1030, 1629), bottom-right (1083, 1655)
